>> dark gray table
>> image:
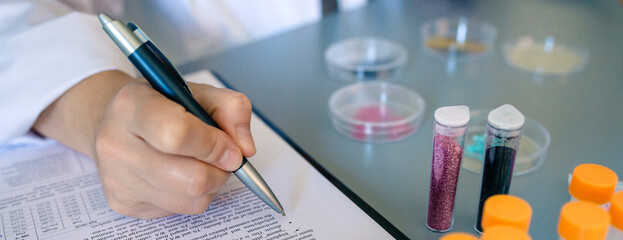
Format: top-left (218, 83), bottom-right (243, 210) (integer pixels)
top-left (179, 0), bottom-right (623, 239)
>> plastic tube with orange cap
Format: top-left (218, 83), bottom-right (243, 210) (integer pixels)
top-left (481, 194), bottom-right (532, 233)
top-left (569, 163), bottom-right (618, 207)
top-left (439, 232), bottom-right (479, 240)
top-left (607, 191), bottom-right (623, 240)
top-left (558, 201), bottom-right (610, 240)
top-left (481, 226), bottom-right (532, 240)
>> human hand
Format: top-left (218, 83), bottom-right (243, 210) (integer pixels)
top-left (34, 70), bottom-right (256, 219)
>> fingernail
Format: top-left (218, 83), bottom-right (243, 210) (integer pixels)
top-left (236, 125), bottom-right (256, 152)
top-left (219, 148), bottom-right (241, 171)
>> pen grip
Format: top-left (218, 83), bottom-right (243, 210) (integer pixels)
top-left (128, 42), bottom-right (219, 128)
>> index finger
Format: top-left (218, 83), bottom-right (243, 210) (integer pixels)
top-left (190, 83), bottom-right (256, 157)
top-left (122, 83), bottom-right (243, 171)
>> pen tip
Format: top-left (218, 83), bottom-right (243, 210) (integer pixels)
top-left (98, 13), bottom-right (114, 25)
top-left (281, 212), bottom-right (286, 217)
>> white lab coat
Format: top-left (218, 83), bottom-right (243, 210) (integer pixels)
top-left (0, 1), bottom-right (136, 143)
top-left (0, 0), bottom-right (366, 144)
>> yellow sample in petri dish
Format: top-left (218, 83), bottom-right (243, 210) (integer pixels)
top-left (421, 17), bottom-right (497, 60)
top-left (425, 36), bottom-right (488, 54)
top-left (504, 36), bottom-right (588, 76)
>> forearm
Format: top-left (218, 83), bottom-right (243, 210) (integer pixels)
top-left (33, 70), bottom-right (137, 159)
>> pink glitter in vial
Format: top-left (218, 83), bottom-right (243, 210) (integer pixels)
top-left (426, 134), bottom-right (464, 232)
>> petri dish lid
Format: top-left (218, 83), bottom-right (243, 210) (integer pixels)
top-left (325, 37), bottom-right (408, 81)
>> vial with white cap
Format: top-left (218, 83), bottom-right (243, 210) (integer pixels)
top-left (475, 104), bottom-right (525, 233)
top-left (426, 105), bottom-right (470, 232)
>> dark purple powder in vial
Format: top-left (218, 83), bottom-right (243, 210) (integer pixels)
top-left (426, 135), bottom-right (464, 232)
top-left (475, 145), bottom-right (517, 232)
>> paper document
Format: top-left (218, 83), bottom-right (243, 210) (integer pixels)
top-left (0, 71), bottom-right (393, 240)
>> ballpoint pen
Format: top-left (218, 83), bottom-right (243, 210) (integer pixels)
top-left (97, 13), bottom-right (285, 216)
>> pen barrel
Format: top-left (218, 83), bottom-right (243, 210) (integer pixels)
top-left (128, 42), bottom-right (219, 128)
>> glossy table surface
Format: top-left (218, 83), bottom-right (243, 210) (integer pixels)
top-left (179, 0), bottom-right (623, 239)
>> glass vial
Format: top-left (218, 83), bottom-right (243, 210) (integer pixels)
top-left (426, 106), bottom-right (470, 232)
top-left (475, 104), bottom-right (524, 233)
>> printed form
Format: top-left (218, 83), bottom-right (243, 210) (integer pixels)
top-left (0, 71), bottom-right (393, 240)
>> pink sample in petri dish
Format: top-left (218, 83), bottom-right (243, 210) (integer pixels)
top-left (328, 82), bottom-right (425, 143)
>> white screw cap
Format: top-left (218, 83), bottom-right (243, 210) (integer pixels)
top-left (434, 105), bottom-right (470, 127)
top-left (487, 104), bottom-right (525, 130)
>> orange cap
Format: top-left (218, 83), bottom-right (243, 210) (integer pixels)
top-left (439, 232), bottom-right (479, 240)
top-left (611, 191), bottom-right (623, 231)
top-left (481, 194), bottom-right (532, 232)
top-left (557, 201), bottom-right (610, 240)
top-left (569, 163), bottom-right (618, 204)
top-left (481, 226), bottom-right (532, 240)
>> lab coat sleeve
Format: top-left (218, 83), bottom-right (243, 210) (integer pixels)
top-left (0, 12), bottom-right (136, 143)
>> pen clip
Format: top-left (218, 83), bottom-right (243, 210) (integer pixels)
top-left (127, 22), bottom-right (150, 44)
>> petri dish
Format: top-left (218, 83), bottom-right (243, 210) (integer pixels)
top-left (462, 109), bottom-right (551, 176)
top-left (421, 17), bottom-right (497, 61)
top-left (325, 37), bottom-right (408, 81)
top-left (503, 36), bottom-right (589, 77)
top-left (328, 82), bottom-right (425, 142)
